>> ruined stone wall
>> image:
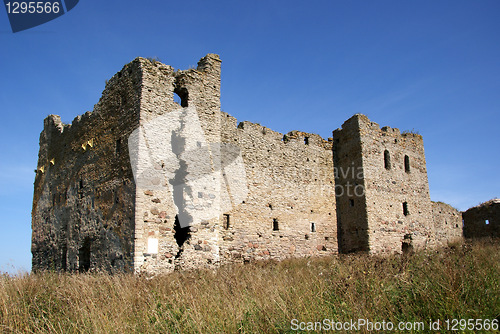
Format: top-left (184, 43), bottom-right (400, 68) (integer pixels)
top-left (32, 54), bottom-right (464, 274)
top-left (219, 114), bottom-right (338, 264)
top-left (463, 199), bottom-right (500, 238)
top-left (132, 55), bottom-right (224, 273)
top-left (131, 54), bottom-right (337, 274)
top-left (31, 59), bottom-right (143, 272)
top-left (431, 201), bottom-right (462, 246)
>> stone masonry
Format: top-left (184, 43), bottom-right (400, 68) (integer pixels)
top-left (463, 199), bottom-right (500, 238)
top-left (32, 54), bottom-right (463, 274)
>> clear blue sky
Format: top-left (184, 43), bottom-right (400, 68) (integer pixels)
top-left (1, 0), bottom-right (499, 273)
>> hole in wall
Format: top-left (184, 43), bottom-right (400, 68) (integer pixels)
top-left (311, 222), bottom-right (316, 232)
top-left (174, 215), bottom-right (191, 258)
top-left (173, 87), bottom-right (189, 108)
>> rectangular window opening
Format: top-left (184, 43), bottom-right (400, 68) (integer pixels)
top-left (384, 150), bottom-right (391, 170)
top-left (403, 202), bottom-right (409, 216)
top-left (404, 155), bottom-right (410, 173)
top-left (116, 138), bottom-right (122, 155)
top-left (223, 214), bottom-right (230, 230)
top-left (273, 218), bottom-right (279, 231)
top-left (311, 222), bottom-right (316, 232)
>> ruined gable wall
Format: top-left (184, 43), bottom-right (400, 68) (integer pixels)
top-left (219, 113), bottom-right (338, 263)
top-left (31, 59), bottom-right (143, 272)
top-left (132, 56), bottom-right (224, 273)
top-left (355, 115), bottom-right (434, 254)
top-left (463, 200), bottom-right (500, 238)
top-left (431, 201), bottom-right (462, 246)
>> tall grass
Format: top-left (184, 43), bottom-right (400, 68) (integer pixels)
top-left (1, 240), bottom-right (498, 333)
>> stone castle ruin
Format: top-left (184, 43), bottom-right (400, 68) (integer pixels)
top-left (32, 54), bottom-right (464, 274)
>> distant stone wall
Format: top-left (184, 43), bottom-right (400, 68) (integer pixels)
top-left (463, 199), bottom-right (500, 238)
top-left (431, 201), bottom-right (462, 246)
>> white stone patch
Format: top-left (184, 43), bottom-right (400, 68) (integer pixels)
top-left (147, 238), bottom-right (158, 254)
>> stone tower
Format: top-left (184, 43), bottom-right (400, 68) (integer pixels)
top-left (333, 115), bottom-right (435, 254)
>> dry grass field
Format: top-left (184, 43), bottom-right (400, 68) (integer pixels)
top-left (1, 240), bottom-right (499, 333)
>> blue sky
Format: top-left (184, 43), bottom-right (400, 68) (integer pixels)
top-left (0, 0), bottom-right (498, 272)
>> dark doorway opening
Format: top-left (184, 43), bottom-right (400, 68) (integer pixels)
top-left (79, 237), bottom-right (91, 272)
top-left (402, 234), bottom-right (413, 254)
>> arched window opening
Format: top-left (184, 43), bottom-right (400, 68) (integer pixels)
top-left (174, 87), bottom-right (189, 108)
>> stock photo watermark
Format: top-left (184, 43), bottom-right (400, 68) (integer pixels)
top-left (3, 0), bottom-right (79, 32)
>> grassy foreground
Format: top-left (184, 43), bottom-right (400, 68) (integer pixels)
top-left (1, 241), bottom-right (499, 333)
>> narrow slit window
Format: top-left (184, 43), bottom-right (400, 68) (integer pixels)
top-left (116, 139), bottom-right (121, 155)
top-left (384, 150), bottom-right (391, 170)
top-left (349, 199), bottom-right (355, 207)
top-left (273, 219), bottom-right (279, 231)
top-left (403, 202), bottom-right (409, 216)
top-left (223, 214), bottom-right (230, 230)
top-left (311, 222), bottom-right (316, 232)
top-left (404, 155), bottom-right (410, 173)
